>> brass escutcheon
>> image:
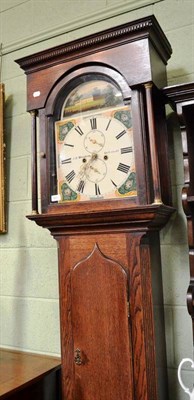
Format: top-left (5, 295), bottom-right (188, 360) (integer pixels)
top-left (74, 348), bottom-right (82, 365)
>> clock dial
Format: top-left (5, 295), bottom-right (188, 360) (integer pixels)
top-left (55, 106), bottom-right (137, 202)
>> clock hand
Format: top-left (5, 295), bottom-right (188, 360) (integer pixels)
top-left (89, 165), bottom-right (101, 174)
top-left (84, 153), bottom-right (98, 170)
top-left (89, 137), bottom-right (103, 147)
top-left (78, 153), bottom-right (98, 177)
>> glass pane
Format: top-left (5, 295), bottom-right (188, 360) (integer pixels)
top-left (61, 79), bottom-right (124, 118)
top-left (51, 74), bottom-right (137, 204)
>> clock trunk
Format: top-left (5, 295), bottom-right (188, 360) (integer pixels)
top-left (58, 231), bottom-right (168, 400)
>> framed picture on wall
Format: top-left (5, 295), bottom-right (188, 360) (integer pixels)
top-left (0, 83), bottom-right (6, 233)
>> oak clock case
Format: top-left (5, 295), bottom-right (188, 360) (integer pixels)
top-left (16, 15), bottom-right (175, 400)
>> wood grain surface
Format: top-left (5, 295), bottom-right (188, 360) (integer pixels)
top-left (0, 348), bottom-right (61, 397)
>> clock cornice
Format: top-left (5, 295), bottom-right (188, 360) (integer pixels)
top-left (16, 15), bottom-right (172, 74)
top-left (163, 82), bottom-right (194, 107)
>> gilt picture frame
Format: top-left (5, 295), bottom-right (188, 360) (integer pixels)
top-left (0, 83), bottom-right (6, 233)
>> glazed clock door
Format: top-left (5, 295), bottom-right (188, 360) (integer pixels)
top-left (70, 245), bottom-right (133, 400)
top-left (49, 72), bottom-right (139, 208)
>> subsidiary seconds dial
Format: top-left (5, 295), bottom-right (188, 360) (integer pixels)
top-left (55, 107), bottom-right (136, 202)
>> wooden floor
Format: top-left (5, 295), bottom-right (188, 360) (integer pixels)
top-left (0, 348), bottom-right (61, 399)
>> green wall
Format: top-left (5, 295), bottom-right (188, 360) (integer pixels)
top-left (0, 1), bottom-right (194, 399)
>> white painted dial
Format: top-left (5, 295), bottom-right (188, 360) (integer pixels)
top-left (55, 107), bottom-right (136, 202)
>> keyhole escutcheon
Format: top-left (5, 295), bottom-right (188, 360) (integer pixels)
top-left (74, 348), bottom-right (83, 365)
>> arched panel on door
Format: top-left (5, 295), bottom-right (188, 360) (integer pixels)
top-left (71, 244), bottom-right (134, 400)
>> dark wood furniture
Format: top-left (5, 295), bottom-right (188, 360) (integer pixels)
top-left (164, 82), bottom-right (194, 342)
top-left (0, 349), bottom-right (61, 400)
top-left (16, 15), bottom-right (175, 400)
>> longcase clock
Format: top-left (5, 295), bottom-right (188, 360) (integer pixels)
top-left (164, 82), bottom-right (194, 342)
top-left (16, 15), bottom-right (175, 400)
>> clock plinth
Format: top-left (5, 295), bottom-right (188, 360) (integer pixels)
top-left (16, 15), bottom-right (174, 400)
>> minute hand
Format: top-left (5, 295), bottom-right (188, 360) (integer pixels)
top-left (78, 153), bottom-right (98, 177)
